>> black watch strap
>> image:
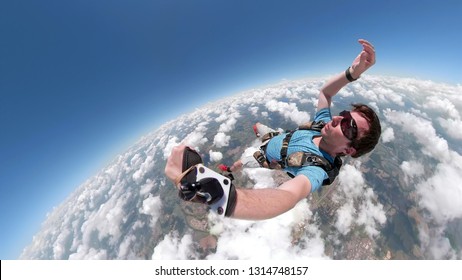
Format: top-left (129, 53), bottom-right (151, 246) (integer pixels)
top-left (345, 67), bottom-right (358, 82)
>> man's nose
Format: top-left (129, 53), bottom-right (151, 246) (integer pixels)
top-left (331, 116), bottom-right (341, 127)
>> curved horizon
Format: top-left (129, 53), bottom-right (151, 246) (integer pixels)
top-left (1, 0), bottom-right (461, 259)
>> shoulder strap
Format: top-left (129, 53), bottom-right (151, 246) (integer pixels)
top-left (298, 120), bottom-right (326, 132)
top-left (280, 131), bottom-right (294, 168)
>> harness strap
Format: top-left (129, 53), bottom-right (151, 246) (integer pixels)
top-left (300, 120), bottom-right (325, 131)
top-left (287, 151), bottom-right (333, 169)
top-left (261, 131), bottom-right (280, 142)
top-left (279, 120), bottom-right (324, 168)
top-left (252, 120), bottom-right (342, 186)
top-left (253, 150), bottom-right (269, 168)
top-left (279, 131), bottom-right (294, 168)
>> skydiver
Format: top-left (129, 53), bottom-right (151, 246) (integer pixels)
top-left (165, 39), bottom-right (381, 220)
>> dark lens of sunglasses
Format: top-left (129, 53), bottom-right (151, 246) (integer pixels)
top-left (340, 111), bottom-right (357, 141)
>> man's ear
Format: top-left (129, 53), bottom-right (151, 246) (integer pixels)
top-left (345, 146), bottom-right (356, 156)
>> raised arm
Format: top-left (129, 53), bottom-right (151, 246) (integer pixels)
top-left (317, 39), bottom-right (376, 110)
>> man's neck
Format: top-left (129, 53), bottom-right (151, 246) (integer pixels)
top-left (314, 136), bottom-right (337, 158)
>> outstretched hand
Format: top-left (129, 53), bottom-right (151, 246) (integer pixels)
top-left (350, 39), bottom-right (376, 78)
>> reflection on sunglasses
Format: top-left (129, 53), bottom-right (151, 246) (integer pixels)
top-left (339, 110), bottom-right (358, 141)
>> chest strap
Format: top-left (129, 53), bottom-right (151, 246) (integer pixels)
top-left (284, 154), bottom-right (342, 185)
top-left (279, 120), bottom-right (325, 168)
top-left (252, 120), bottom-right (342, 185)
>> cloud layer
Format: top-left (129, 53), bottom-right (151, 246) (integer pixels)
top-left (20, 75), bottom-right (462, 260)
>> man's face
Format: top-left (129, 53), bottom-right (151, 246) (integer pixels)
top-left (321, 111), bottom-right (370, 156)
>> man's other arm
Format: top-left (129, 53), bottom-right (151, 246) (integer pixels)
top-left (231, 175), bottom-right (312, 220)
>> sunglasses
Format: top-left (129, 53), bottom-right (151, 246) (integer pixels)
top-left (339, 110), bottom-right (358, 141)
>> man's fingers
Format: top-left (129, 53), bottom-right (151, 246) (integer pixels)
top-left (358, 39), bottom-right (374, 50)
top-left (357, 39), bottom-right (376, 67)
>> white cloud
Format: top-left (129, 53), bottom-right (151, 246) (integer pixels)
top-left (118, 235), bottom-right (137, 259)
top-left (417, 162), bottom-right (462, 223)
top-left (140, 195), bottom-right (162, 227)
top-left (215, 113), bottom-right (229, 123)
top-left (183, 131), bottom-right (208, 149)
top-left (335, 162), bottom-right (386, 238)
top-left (384, 109), bottom-right (450, 161)
top-left (335, 202), bottom-right (355, 235)
top-left (423, 96), bottom-right (459, 119)
top-left (53, 228), bottom-right (71, 259)
top-left (418, 225), bottom-right (459, 259)
top-left (381, 126), bottom-right (395, 143)
top-left (409, 108), bottom-right (429, 118)
top-left (351, 77), bottom-right (405, 106)
top-left (384, 108), bottom-right (462, 225)
top-left (209, 150), bottom-right (223, 162)
top-left (20, 75), bottom-right (462, 260)
top-left (369, 102), bottom-right (379, 113)
top-left (265, 99), bottom-right (310, 124)
top-left (139, 179), bottom-right (155, 196)
top-left (243, 168), bottom-right (276, 189)
top-left (400, 160), bottom-right (425, 184)
top-left (218, 112), bottom-right (240, 133)
top-left (69, 247), bottom-right (108, 260)
top-left (356, 188), bottom-right (386, 237)
top-left (249, 106), bottom-right (259, 116)
top-left (152, 233), bottom-right (197, 260)
top-left (337, 163), bottom-right (365, 199)
top-left (438, 117), bottom-right (462, 140)
top-left (305, 97), bottom-right (319, 108)
top-left (206, 200), bottom-right (327, 260)
top-left (428, 235), bottom-right (457, 259)
top-left (418, 95), bottom-right (462, 139)
top-left (384, 95), bottom-right (462, 258)
top-left (338, 88), bottom-right (354, 98)
top-left (213, 132), bottom-right (230, 148)
top-left (132, 155), bottom-right (155, 184)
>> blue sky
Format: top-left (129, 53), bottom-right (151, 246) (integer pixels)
top-left (0, 0), bottom-right (460, 259)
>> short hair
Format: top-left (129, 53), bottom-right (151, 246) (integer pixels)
top-left (350, 103), bottom-right (381, 158)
